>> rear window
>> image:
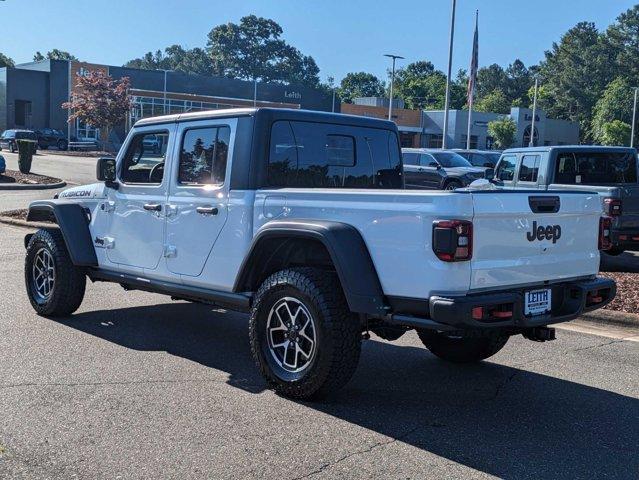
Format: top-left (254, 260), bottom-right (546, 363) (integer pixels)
top-left (267, 121), bottom-right (402, 189)
top-left (15, 131), bottom-right (36, 140)
top-left (554, 151), bottom-right (638, 185)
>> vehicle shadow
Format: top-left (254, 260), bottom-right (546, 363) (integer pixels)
top-left (58, 302), bottom-right (638, 479)
top-left (600, 250), bottom-right (639, 273)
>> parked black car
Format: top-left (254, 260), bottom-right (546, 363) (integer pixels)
top-left (453, 149), bottom-right (502, 168)
top-left (0, 129), bottom-right (38, 153)
top-left (402, 148), bottom-right (487, 190)
top-left (35, 128), bottom-right (68, 151)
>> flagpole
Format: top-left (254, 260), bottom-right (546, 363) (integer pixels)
top-left (530, 77), bottom-right (539, 147)
top-left (466, 10), bottom-right (478, 150)
top-left (442, 0), bottom-right (456, 149)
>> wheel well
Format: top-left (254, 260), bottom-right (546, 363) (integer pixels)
top-left (237, 237), bottom-right (335, 293)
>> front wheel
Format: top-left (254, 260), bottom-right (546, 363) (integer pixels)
top-left (249, 268), bottom-right (361, 399)
top-left (57, 140), bottom-right (68, 151)
top-left (417, 330), bottom-right (509, 363)
top-left (25, 229), bottom-right (86, 317)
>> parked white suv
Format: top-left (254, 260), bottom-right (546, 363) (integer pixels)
top-left (24, 108), bottom-right (615, 399)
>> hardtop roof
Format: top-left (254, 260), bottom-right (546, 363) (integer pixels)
top-left (134, 107), bottom-right (398, 130)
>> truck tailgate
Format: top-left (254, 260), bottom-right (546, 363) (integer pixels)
top-left (470, 192), bottom-right (601, 291)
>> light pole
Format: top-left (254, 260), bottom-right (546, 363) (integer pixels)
top-left (442, 0), bottom-right (457, 149)
top-left (529, 77), bottom-right (539, 147)
top-left (632, 87), bottom-right (638, 148)
top-left (384, 54), bottom-right (404, 121)
top-left (160, 69), bottom-right (172, 115)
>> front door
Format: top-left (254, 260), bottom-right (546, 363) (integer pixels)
top-left (105, 126), bottom-right (175, 270)
top-left (418, 153), bottom-right (445, 189)
top-left (164, 119), bottom-right (234, 278)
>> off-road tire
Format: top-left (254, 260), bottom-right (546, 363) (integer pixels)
top-left (417, 330), bottom-right (509, 363)
top-left (249, 267), bottom-right (361, 399)
top-left (25, 228), bottom-right (86, 317)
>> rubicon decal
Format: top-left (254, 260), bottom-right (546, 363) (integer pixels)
top-left (60, 189), bottom-right (92, 198)
top-left (527, 221), bottom-right (562, 243)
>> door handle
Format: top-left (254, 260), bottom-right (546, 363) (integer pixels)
top-left (196, 206), bottom-right (218, 215)
top-left (143, 203), bottom-right (162, 212)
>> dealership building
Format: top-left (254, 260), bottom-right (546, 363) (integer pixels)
top-left (342, 97), bottom-right (579, 149)
top-left (0, 59), bottom-right (336, 146)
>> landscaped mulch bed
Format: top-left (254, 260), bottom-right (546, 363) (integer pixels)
top-left (0, 169), bottom-right (61, 185)
top-left (1, 209), bottom-right (28, 220)
top-left (44, 150), bottom-right (112, 158)
top-left (600, 272), bottom-right (639, 314)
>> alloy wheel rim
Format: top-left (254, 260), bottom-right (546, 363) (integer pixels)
top-left (32, 248), bottom-right (55, 301)
top-left (266, 297), bottom-right (317, 373)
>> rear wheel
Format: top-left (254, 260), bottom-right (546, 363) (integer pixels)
top-left (250, 267), bottom-right (361, 399)
top-left (417, 330), bottom-right (509, 363)
top-left (25, 229), bottom-right (86, 317)
top-left (444, 180), bottom-right (462, 191)
top-left (57, 139), bottom-right (68, 151)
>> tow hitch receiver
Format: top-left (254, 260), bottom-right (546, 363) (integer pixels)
top-left (523, 327), bottom-right (556, 342)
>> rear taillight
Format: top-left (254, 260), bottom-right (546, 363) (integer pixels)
top-left (599, 216), bottom-right (612, 250)
top-left (603, 198), bottom-right (622, 216)
top-left (433, 220), bottom-right (473, 262)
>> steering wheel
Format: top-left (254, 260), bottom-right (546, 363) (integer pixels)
top-left (149, 162), bottom-right (164, 183)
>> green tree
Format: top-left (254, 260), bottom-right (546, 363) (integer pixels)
top-left (488, 117), bottom-right (517, 149)
top-left (474, 89), bottom-right (511, 113)
top-left (606, 5), bottom-right (639, 82)
top-left (33, 49), bottom-right (78, 61)
top-left (125, 45), bottom-right (212, 76)
top-left (591, 77), bottom-right (634, 143)
top-left (207, 15), bottom-right (320, 87)
top-left (505, 59), bottom-right (533, 107)
top-left (537, 22), bottom-right (614, 141)
top-left (392, 60), bottom-right (465, 110)
top-left (476, 64), bottom-right (508, 100)
top-left (338, 72), bottom-right (385, 103)
top-left (600, 119), bottom-right (631, 146)
top-left (0, 52), bottom-right (14, 68)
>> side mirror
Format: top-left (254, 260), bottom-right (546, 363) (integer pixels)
top-left (96, 157), bottom-right (116, 184)
top-left (484, 168), bottom-right (495, 180)
top-left (429, 161), bottom-right (441, 169)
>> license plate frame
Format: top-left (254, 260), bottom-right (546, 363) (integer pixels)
top-left (524, 288), bottom-right (552, 316)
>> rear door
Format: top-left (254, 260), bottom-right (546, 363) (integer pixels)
top-left (469, 191), bottom-right (601, 291)
top-left (164, 118), bottom-right (234, 278)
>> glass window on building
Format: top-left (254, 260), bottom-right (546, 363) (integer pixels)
top-left (427, 134), bottom-right (443, 149)
top-left (461, 135), bottom-right (478, 149)
top-left (485, 136), bottom-right (495, 150)
top-left (75, 119), bottom-right (99, 142)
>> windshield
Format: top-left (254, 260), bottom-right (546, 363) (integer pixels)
top-left (554, 151), bottom-right (638, 185)
top-left (430, 152), bottom-right (473, 168)
top-left (15, 131), bottom-right (36, 140)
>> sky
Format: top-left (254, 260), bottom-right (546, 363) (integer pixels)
top-left (0, 0), bottom-right (637, 83)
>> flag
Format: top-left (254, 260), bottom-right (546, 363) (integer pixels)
top-left (467, 11), bottom-right (479, 109)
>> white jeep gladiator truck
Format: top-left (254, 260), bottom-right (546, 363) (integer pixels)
top-left (24, 108), bottom-right (615, 399)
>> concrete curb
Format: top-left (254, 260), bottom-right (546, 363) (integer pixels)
top-left (0, 216), bottom-right (52, 230)
top-left (582, 309), bottom-right (639, 328)
top-left (0, 180), bottom-right (66, 191)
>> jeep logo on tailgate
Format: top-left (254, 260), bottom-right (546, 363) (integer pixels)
top-left (526, 221), bottom-right (562, 243)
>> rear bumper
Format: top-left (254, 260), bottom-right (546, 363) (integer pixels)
top-left (390, 277), bottom-right (615, 331)
top-left (611, 229), bottom-right (639, 250)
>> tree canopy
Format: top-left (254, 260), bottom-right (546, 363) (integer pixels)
top-left (0, 52), bottom-right (14, 68)
top-left (207, 15), bottom-right (320, 86)
top-left (125, 45), bottom-right (212, 76)
top-left (33, 49), bottom-right (78, 61)
top-left (338, 72), bottom-right (385, 103)
top-left (488, 117), bottom-right (517, 149)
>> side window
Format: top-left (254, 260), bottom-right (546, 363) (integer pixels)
top-left (402, 152), bottom-right (419, 166)
top-left (496, 155), bottom-right (516, 181)
top-left (326, 135), bottom-right (355, 166)
top-left (178, 126), bottom-right (230, 185)
top-left (518, 154), bottom-right (540, 182)
top-left (420, 154), bottom-right (437, 167)
top-left (120, 131), bottom-right (169, 184)
top-left (268, 121), bottom-right (298, 187)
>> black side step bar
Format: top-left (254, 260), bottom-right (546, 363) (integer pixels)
top-left (88, 269), bottom-right (252, 312)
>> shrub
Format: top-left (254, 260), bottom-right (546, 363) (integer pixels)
top-left (17, 140), bottom-right (36, 173)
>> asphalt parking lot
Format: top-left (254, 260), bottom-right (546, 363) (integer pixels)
top-left (0, 224), bottom-right (638, 479)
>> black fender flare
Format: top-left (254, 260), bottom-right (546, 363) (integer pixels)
top-left (26, 201), bottom-right (98, 267)
top-left (233, 220), bottom-right (386, 315)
